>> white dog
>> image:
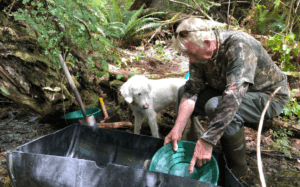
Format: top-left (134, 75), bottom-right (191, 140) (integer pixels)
top-left (120, 75), bottom-right (187, 138)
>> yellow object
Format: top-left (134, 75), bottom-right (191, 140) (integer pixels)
top-left (4, 175), bottom-right (12, 187)
top-left (99, 98), bottom-right (104, 105)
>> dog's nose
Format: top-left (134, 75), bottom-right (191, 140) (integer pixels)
top-left (143, 105), bottom-right (149, 109)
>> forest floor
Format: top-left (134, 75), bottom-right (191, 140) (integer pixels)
top-left (1, 37), bottom-right (300, 187)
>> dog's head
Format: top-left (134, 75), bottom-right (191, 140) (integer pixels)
top-left (120, 75), bottom-right (152, 109)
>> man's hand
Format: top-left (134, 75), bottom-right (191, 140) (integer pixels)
top-left (164, 127), bottom-right (182, 151)
top-left (164, 97), bottom-right (195, 151)
top-left (189, 139), bottom-right (213, 173)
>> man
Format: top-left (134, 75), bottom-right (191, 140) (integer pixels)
top-left (164, 17), bottom-right (289, 178)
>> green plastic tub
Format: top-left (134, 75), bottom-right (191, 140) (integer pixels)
top-left (149, 140), bottom-right (219, 185)
top-left (61, 108), bottom-right (101, 124)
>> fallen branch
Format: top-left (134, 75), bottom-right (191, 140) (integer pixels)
top-left (257, 86), bottom-right (282, 187)
top-left (73, 16), bottom-right (91, 40)
top-left (148, 12), bottom-right (189, 42)
top-left (284, 71), bottom-right (300, 78)
top-left (261, 118), bottom-right (300, 136)
top-left (97, 122), bottom-right (133, 129)
top-left (221, 1), bottom-right (251, 4)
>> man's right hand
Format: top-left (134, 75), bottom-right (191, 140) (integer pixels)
top-left (164, 97), bottom-right (196, 151)
top-left (164, 127), bottom-right (183, 151)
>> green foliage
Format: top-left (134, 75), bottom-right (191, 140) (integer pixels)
top-left (153, 44), bottom-right (165, 55)
top-left (282, 89), bottom-right (300, 124)
top-left (10, 0), bottom-right (114, 73)
top-left (135, 52), bottom-right (144, 61)
top-left (116, 74), bottom-right (124, 80)
top-left (98, 0), bottom-right (163, 43)
top-left (267, 127), bottom-right (294, 158)
top-left (128, 73), bottom-right (134, 78)
top-left (245, 0), bottom-right (300, 38)
top-left (251, 1), bottom-right (287, 35)
top-left (267, 33), bottom-right (299, 71)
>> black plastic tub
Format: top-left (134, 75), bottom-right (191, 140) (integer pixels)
top-left (7, 124), bottom-right (242, 187)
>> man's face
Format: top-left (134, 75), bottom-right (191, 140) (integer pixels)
top-left (183, 38), bottom-right (217, 63)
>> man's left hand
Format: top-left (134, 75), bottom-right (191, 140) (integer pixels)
top-left (189, 139), bottom-right (213, 173)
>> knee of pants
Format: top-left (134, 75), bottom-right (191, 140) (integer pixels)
top-left (204, 97), bottom-right (220, 120)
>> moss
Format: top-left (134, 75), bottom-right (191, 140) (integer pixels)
top-left (0, 27), bottom-right (17, 41)
top-left (109, 80), bottom-right (124, 90)
top-left (0, 12), bottom-right (9, 26)
top-left (80, 90), bottom-right (100, 109)
top-left (27, 71), bottom-right (41, 86)
top-left (12, 50), bottom-right (52, 67)
top-left (119, 94), bottom-right (126, 106)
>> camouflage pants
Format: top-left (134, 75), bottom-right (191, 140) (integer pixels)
top-left (176, 86), bottom-right (286, 141)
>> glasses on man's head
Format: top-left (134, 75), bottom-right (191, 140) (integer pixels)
top-left (174, 30), bottom-right (201, 39)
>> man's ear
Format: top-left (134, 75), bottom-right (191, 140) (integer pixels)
top-left (120, 83), bottom-right (133, 103)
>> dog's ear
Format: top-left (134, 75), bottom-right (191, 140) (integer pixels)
top-left (120, 83), bottom-right (133, 103)
top-left (147, 82), bottom-right (154, 98)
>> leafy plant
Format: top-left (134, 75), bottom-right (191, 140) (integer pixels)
top-left (244, 0), bottom-right (299, 36)
top-left (267, 33), bottom-right (299, 71)
top-left (282, 89), bottom-right (300, 124)
top-left (267, 127), bottom-right (294, 158)
top-left (10, 0), bottom-right (114, 74)
top-left (134, 52), bottom-right (144, 61)
top-left (153, 44), bottom-right (165, 55)
top-left (99, 1), bottom-right (163, 44)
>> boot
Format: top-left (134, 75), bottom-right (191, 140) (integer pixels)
top-left (220, 125), bottom-right (247, 178)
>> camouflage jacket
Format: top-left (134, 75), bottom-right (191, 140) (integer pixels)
top-left (184, 30), bottom-right (289, 145)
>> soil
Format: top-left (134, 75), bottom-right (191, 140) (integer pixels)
top-left (1, 40), bottom-right (300, 187)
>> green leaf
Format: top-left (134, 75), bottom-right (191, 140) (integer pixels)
top-left (135, 56), bottom-right (140, 61)
top-left (97, 71), bottom-right (104, 78)
top-left (287, 33), bottom-right (295, 43)
top-left (294, 47), bottom-right (299, 55)
top-left (283, 106), bottom-right (292, 117)
top-left (101, 60), bottom-right (109, 71)
top-left (274, 0), bottom-right (281, 9)
top-left (22, 0), bottom-right (30, 4)
top-left (105, 72), bottom-right (110, 78)
top-left (128, 74), bottom-right (134, 78)
top-left (116, 74), bottom-right (124, 80)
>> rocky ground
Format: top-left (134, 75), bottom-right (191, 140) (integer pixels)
top-left (1, 41), bottom-right (300, 187)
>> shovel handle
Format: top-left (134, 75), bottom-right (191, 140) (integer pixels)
top-left (59, 54), bottom-right (87, 117)
top-left (99, 98), bottom-right (109, 118)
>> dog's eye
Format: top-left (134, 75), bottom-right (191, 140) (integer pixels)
top-left (138, 93), bottom-right (141, 96)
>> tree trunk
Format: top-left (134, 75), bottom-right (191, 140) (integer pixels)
top-left (0, 13), bottom-right (73, 116)
top-left (0, 12), bottom-right (102, 117)
top-left (129, 0), bottom-right (153, 10)
top-left (149, 0), bottom-right (167, 8)
top-left (129, 0), bottom-right (167, 10)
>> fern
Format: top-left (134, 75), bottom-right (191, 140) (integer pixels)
top-left (99, 2), bottom-right (163, 43)
top-left (112, 0), bottom-right (122, 22)
top-left (124, 4), bottom-right (146, 36)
